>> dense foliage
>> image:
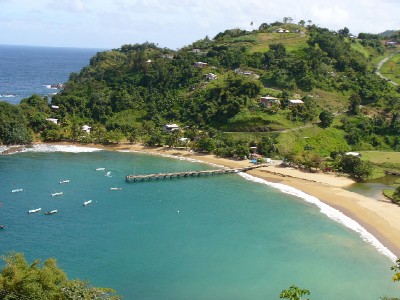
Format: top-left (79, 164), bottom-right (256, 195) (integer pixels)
top-left (0, 252), bottom-right (120, 300)
top-left (1, 21), bottom-right (399, 180)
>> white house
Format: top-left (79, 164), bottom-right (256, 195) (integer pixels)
top-left (163, 124), bottom-right (179, 133)
top-left (194, 62), bottom-right (207, 68)
top-left (46, 118), bottom-right (58, 125)
top-left (288, 99), bottom-right (304, 105)
top-left (204, 73), bottom-right (218, 81)
top-left (260, 96), bottom-right (280, 106)
top-left (82, 125), bottom-right (91, 134)
top-left (51, 105), bottom-right (59, 110)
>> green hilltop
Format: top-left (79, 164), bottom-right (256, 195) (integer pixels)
top-left (1, 21), bottom-right (400, 181)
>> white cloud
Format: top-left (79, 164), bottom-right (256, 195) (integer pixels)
top-left (0, 0), bottom-right (398, 48)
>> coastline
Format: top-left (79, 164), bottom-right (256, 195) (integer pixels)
top-left (102, 143), bottom-right (400, 259)
top-left (4, 142), bottom-right (400, 259)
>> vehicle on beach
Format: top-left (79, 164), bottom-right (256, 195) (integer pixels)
top-left (83, 200), bottom-right (92, 206)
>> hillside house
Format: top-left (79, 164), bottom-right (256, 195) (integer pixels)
top-left (204, 73), bottom-right (218, 81)
top-left (82, 125), bottom-right (91, 134)
top-left (288, 99), bottom-right (304, 106)
top-left (46, 118), bottom-right (58, 125)
top-left (194, 62), bottom-right (208, 68)
top-left (163, 124), bottom-right (179, 133)
top-left (260, 96), bottom-right (280, 106)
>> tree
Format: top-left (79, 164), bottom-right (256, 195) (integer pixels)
top-left (298, 20), bottom-right (305, 27)
top-left (0, 252), bottom-right (120, 300)
top-left (348, 94), bottom-right (361, 115)
top-left (319, 110), bottom-right (334, 128)
top-left (280, 285), bottom-right (310, 300)
top-left (336, 154), bottom-right (372, 181)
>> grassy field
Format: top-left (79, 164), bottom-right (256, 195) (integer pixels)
top-left (250, 32), bottom-right (308, 53)
top-left (359, 151), bottom-right (400, 164)
top-left (380, 52), bottom-right (400, 84)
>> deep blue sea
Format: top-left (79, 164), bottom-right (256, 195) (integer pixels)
top-left (0, 44), bottom-right (102, 104)
top-left (0, 45), bottom-right (399, 299)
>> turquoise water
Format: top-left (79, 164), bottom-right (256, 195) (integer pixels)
top-left (0, 147), bottom-right (399, 299)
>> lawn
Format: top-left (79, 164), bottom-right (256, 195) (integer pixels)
top-left (380, 52), bottom-right (400, 84)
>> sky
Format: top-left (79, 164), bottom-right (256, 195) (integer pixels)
top-left (0, 0), bottom-right (399, 50)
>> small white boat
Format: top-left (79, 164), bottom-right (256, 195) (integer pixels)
top-left (83, 200), bottom-right (92, 206)
top-left (28, 208), bottom-right (41, 214)
top-left (59, 180), bottom-right (70, 184)
top-left (96, 167), bottom-right (105, 171)
top-left (11, 188), bottom-right (23, 193)
top-left (105, 171), bottom-right (112, 177)
top-left (45, 210), bottom-right (58, 215)
top-left (51, 192), bottom-right (63, 197)
top-left (110, 187), bottom-right (122, 191)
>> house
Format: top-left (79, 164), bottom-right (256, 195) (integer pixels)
top-left (46, 118), bottom-right (58, 125)
top-left (260, 96), bottom-right (280, 106)
top-left (288, 99), bottom-right (304, 106)
top-left (234, 68), bottom-right (254, 76)
top-left (163, 124), bottom-right (179, 133)
top-left (51, 105), bottom-right (59, 110)
top-left (204, 73), bottom-right (218, 81)
top-left (345, 152), bottom-right (361, 157)
top-left (386, 41), bottom-right (397, 46)
top-left (161, 54), bottom-right (174, 59)
top-left (82, 125), bottom-right (91, 134)
top-left (194, 62), bottom-right (207, 68)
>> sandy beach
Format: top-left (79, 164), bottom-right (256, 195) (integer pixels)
top-left (7, 142), bottom-right (400, 259)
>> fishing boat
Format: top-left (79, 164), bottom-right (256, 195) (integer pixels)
top-left (51, 192), bottom-right (63, 197)
top-left (110, 187), bottom-right (122, 191)
top-left (105, 171), bottom-right (112, 177)
top-left (11, 188), bottom-right (23, 193)
top-left (59, 180), bottom-right (70, 184)
top-left (0, 225), bottom-right (5, 229)
top-left (83, 200), bottom-right (92, 206)
top-left (96, 167), bottom-right (105, 171)
top-left (28, 208), bottom-right (41, 214)
top-left (45, 210), bottom-right (58, 215)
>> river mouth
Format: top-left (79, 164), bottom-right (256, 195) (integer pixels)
top-left (345, 175), bottom-right (399, 200)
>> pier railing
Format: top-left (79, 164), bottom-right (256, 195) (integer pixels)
top-left (125, 164), bottom-right (267, 182)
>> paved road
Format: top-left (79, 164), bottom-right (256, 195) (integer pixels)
top-left (375, 48), bottom-right (400, 86)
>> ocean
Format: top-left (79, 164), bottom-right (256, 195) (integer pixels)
top-left (0, 46), bottom-right (399, 299)
top-left (0, 44), bottom-right (102, 104)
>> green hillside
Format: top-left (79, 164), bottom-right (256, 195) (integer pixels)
top-left (1, 22), bottom-right (400, 179)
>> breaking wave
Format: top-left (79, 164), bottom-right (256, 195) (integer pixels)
top-left (239, 172), bottom-right (397, 263)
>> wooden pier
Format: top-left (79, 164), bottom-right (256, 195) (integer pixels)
top-left (126, 164), bottom-right (267, 182)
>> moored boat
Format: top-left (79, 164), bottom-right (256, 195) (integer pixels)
top-left (28, 208), bottom-right (41, 214)
top-left (59, 180), bottom-right (70, 184)
top-left (51, 192), bottom-right (63, 197)
top-left (11, 188), bottom-right (23, 193)
top-left (96, 167), bottom-right (105, 171)
top-left (0, 225), bottom-right (5, 229)
top-left (83, 200), bottom-right (92, 206)
top-left (110, 187), bottom-right (122, 191)
top-left (45, 210), bottom-right (58, 215)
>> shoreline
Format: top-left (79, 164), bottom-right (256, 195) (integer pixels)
top-left (102, 143), bottom-right (400, 259)
top-left (4, 142), bottom-right (400, 259)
